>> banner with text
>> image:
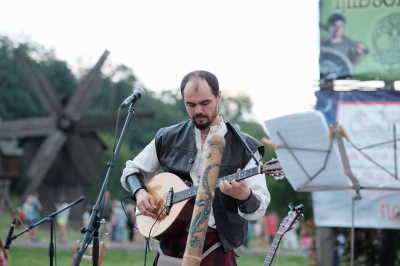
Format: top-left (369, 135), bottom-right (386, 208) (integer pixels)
top-left (314, 90), bottom-right (400, 228)
top-left (319, 0), bottom-right (400, 83)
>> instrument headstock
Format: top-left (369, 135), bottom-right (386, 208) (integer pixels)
top-left (278, 203), bottom-right (304, 235)
top-left (262, 158), bottom-right (285, 180)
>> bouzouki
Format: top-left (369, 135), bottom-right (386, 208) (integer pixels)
top-left (263, 203), bottom-right (304, 266)
top-left (136, 158), bottom-right (283, 241)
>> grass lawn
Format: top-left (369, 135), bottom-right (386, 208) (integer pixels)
top-left (5, 247), bottom-right (310, 266)
top-left (1, 212), bottom-right (311, 266)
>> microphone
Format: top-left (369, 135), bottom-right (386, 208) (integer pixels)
top-left (71, 196), bottom-right (85, 205)
top-left (4, 217), bottom-right (16, 249)
top-left (120, 87), bottom-right (145, 108)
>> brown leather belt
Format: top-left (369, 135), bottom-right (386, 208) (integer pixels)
top-left (207, 227), bottom-right (217, 233)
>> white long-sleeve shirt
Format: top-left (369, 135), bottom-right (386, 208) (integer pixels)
top-left (121, 119), bottom-right (270, 227)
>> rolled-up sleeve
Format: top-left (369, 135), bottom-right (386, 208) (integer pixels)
top-left (239, 151), bottom-right (271, 221)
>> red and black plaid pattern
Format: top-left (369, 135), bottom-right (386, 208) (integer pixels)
top-left (153, 229), bottom-right (237, 266)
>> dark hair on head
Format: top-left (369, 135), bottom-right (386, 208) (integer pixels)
top-left (180, 70), bottom-right (219, 98)
top-left (328, 13), bottom-right (345, 26)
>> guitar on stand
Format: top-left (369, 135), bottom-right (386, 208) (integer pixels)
top-left (264, 203), bottom-right (304, 266)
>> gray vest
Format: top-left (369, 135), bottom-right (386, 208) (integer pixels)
top-left (155, 120), bottom-right (264, 251)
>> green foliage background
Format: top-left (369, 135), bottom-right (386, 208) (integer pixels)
top-left (0, 35), bottom-right (312, 220)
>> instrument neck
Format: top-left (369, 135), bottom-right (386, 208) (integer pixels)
top-left (264, 233), bottom-right (283, 266)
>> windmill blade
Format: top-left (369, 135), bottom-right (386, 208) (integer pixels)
top-left (0, 117), bottom-right (56, 138)
top-left (65, 133), bottom-right (102, 184)
top-left (24, 130), bottom-right (68, 192)
top-left (75, 112), bottom-right (154, 133)
top-left (14, 49), bottom-right (63, 116)
top-left (64, 50), bottom-right (110, 122)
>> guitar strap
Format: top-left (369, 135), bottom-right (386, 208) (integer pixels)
top-left (226, 122), bottom-right (260, 166)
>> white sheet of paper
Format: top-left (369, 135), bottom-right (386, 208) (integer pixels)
top-left (264, 111), bottom-right (353, 191)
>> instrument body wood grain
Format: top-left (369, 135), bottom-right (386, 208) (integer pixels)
top-left (136, 172), bottom-right (194, 241)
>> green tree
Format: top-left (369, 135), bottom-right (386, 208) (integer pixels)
top-left (266, 178), bottom-right (313, 220)
top-left (0, 37), bottom-right (44, 118)
top-left (220, 93), bottom-right (252, 123)
top-left (96, 88), bottom-right (188, 199)
top-left (0, 35), bottom-right (313, 220)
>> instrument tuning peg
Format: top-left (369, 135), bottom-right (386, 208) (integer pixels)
top-left (274, 174), bottom-right (284, 180)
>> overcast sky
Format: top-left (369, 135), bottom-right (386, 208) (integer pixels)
top-left (0, 0), bottom-right (320, 125)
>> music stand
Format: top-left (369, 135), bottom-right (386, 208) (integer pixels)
top-left (264, 111), bottom-right (400, 266)
top-left (5, 196), bottom-right (85, 266)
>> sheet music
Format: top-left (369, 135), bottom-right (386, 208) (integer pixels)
top-left (264, 111), bottom-right (353, 191)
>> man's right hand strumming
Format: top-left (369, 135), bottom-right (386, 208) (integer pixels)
top-left (135, 189), bottom-right (157, 218)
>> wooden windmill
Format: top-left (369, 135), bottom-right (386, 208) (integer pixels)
top-left (0, 49), bottom-right (151, 222)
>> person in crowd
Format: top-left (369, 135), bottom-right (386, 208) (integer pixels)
top-left (300, 220), bottom-right (314, 254)
top-left (254, 211), bottom-right (279, 252)
top-left (282, 225), bottom-right (299, 251)
top-left (16, 206), bottom-right (25, 229)
top-left (120, 70), bottom-right (270, 265)
top-left (29, 192), bottom-right (43, 242)
top-left (334, 232), bottom-right (346, 266)
top-left (264, 211), bottom-right (279, 250)
top-left (22, 195), bottom-right (35, 242)
top-left (125, 202), bottom-right (137, 243)
top-left (253, 218), bottom-right (265, 252)
top-left (82, 204), bottom-right (93, 227)
top-left (243, 222), bottom-right (252, 250)
top-left (111, 199), bottom-right (128, 242)
top-left (55, 195), bottom-right (70, 243)
top-left (31, 192), bottom-right (43, 223)
top-left (101, 191), bottom-right (113, 240)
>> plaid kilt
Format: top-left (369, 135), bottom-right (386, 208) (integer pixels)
top-left (154, 229), bottom-right (237, 266)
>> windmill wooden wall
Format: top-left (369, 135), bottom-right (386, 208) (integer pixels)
top-left (20, 134), bottom-right (105, 223)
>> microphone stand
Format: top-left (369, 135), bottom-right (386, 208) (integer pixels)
top-left (6, 196), bottom-right (85, 266)
top-left (74, 102), bottom-right (139, 266)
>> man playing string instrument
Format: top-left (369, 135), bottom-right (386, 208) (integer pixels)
top-left (120, 70), bottom-right (270, 265)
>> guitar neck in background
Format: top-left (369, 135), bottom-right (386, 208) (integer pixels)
top-left (264, 232), bottom-right (283, 266)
